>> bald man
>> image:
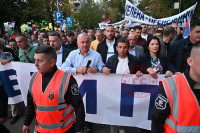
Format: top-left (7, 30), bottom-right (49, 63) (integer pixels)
top-left (151, 41), bottom-right (200, 133)
top-left (127, 34), bottom-right (144, 58)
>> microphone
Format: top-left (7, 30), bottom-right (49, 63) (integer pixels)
top-left (86, 60), bottom-right (91, 68)
top-left (82, 60), bottom-right (91, 75)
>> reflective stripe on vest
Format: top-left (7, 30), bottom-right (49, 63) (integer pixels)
top-left (29, 70), bottom-right (75, 131)
top-left (36, 103), bottom-right (68, 112)
top-left (63, 105), bottom-right (73, 118)
top-left (29, 72), bottom-right (38, 96)
top-left (62, 113), bottom-right (75, 128)
top-left (58, 72), bottom-right (71, 104)
top-left (37, 113), bottom-right (75, 130)
top-left (165, 118), bottom-right (200, 133)
top-left (30, 71), bottom-right (71, 112)
top-left (163, 77), bottom-right (179, 121)
top-left (163, 74), bottom-right (200, 133)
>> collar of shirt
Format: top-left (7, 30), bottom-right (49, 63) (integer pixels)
top-left (129, 46), bottom-right (136, 51)
top-left (42, 66), bottom-right (58, 77)
top-left (184, 68), bottom-right (197, 90)
top-left (188, 36), bottom-right (195, 46)
top-left (78, 48), bottom-right (91, 56)
top-left (58, 45), bottom-right (63, 54)
top-left (106, 38), bottom-right (115, 46)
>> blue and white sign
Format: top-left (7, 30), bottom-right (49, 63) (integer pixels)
top-left (56, 19), bottom-right (63, 24)
top-left (66, 17), bottom-right (73, 28)
top-left (66, 17), bottom-right (72, 24)
top-left (55, 11), bottom-right (63, 20)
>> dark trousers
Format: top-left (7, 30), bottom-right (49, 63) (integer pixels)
top-left (85, 121), bottom-right (93, 130)
top-left (0, 124), bottom-right (10, 133)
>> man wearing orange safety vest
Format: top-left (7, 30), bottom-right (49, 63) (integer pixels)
top-left (151, 42), bottom-right (200, 133)
top-left (23, 45), bottom-right (85, 133)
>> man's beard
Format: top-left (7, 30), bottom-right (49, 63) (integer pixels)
top-left (107, 36), bottom-right (114, 40)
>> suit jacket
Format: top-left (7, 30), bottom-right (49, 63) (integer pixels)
top-left (62, 47), bottom-right (70, 63)
top-left (139, 53), bottom-right (173, 74)
top-left (106, 54), bottom-right (139, 74)
top-left (97, 37), bottom-right (118, 64)
top-left (135, 45), bottom-right (144, 58)
top-left (168, 37), bottom-right (192, 73)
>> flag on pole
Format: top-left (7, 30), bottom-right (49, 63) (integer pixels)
top-left (101, 17), bottom-right (111, 24)
top-left (5, 21), bottom-right (15, 31)
top-left (61, 21), bottom-right (66, 31)
top-left (32, 25), bottom-right (37, 34)
top-left (183, 18), bottom-right (190, 38)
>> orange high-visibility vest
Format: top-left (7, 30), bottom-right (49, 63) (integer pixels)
top-left (29, 70), bottom-right (76, 133)
top-left (162, 74), bottom-right (200, 133)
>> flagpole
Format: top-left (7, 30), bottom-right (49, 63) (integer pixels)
top-left (57, 0), bottom-right (60, 11)
top-left (179, 0), bottom-right (181, 13)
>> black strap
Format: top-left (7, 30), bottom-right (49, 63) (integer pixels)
top-left (24, 46), bottom-right (34, 63)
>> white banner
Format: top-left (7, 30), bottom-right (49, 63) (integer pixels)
top-left (0, 62), bottom-right (166, 130)
top-left (0, 62), bottom-right (37, 104)
top-left (125, 0), bottom-right (197, 26)
top-left (98, 20), bottom-right (140, 29)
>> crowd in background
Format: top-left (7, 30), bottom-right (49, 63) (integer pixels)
top-left (0, 18), bottom-right (200, 133)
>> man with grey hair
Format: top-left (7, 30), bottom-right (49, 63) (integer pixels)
top-left (90, 30), bottom-right (104, 51)
top-left (127, 34), bottom-right (144, 59)
top-left (60, 33), bottom-right (105, 75)
top-left (49, 31), bottom-right (70, 67)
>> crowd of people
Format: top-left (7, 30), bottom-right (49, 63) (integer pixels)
top-left (0, 18), bottom-right (200, 133)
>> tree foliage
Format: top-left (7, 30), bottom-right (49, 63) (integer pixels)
top-left (0, 0), bottom-right (73, 34)
top-left (74, 0), bottom-right (102, 28)
top-left (137, 0), bottom-right (200, 20)
top-left (74, 0), bottom-right (126, 28)
top-left (101, 0), bottom-right (125, 22)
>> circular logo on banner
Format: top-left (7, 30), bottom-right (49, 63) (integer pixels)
top-left (121, 66), bottom-right (158, 98)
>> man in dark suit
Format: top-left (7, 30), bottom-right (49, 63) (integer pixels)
top-left (97, 25), bottom-right (118, 64)
top-left (127, 34), bottom-right (144, 59)
top-left (49, 31), bottom-right (70, 67)
top-left (168, 19), bottom-right (200, 75)
top-left (102, 37), bottom-right (139, 75)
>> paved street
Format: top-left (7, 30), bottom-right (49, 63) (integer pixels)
top-left (3, 115), bottom-right (146, 133)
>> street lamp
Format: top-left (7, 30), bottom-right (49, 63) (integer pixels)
top-left (174, 0), bottom-right (181, 13)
